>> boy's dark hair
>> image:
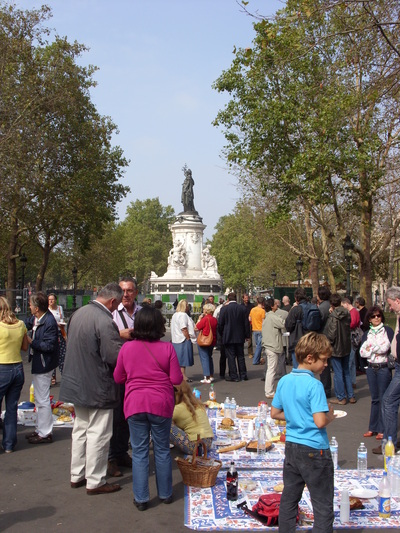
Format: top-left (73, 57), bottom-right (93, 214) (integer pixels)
top-left (318, 286), bottom-right (331, 301)
top-left (257, 296), bottom-right (265, 305)
top-left (329, 293), bottom-right (342, 308)
top-left (365, 305), bottom-right (385, 324)
top-left (132, 306), bottom-right (166, 340)
top-left (294, 288), bottom-right (307, 302)
top-left (295, 332), bottom-right (332, 363)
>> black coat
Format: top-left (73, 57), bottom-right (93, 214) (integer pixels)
top-left (26, 311), bottom-right (59, 374)
top-left (324, 306), bottom-right (351, 357)
top-left (218, 301), bottom-right (250, 344)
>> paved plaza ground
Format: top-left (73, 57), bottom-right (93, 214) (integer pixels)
top-left (1, 333), bottom-right (398, 533)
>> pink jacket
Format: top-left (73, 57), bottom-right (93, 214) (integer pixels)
top-left (114, 339), bottom-right (183, 419)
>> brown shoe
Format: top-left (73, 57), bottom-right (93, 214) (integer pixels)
top-left (87, 482), bottom-right (121, 495)
top-left (71, 479), bottom-right (86, 488)
top-left (107, 460), bottom-right (122, 477)
top-left (28, 434), bottom-right (53, 444)
top-left (349, 397), bottom-right (357, 404)
top-left (25, 431), bottom-right (38, 439)
top-left (329, 398), bottom-right (347, 405)
top-left (259, 358), bottom-right (265, 365)
top-left (372, 446), bottom-right (383, 455)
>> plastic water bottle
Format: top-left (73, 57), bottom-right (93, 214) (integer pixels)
top-left (226, 461), bottom-right (238, 501)
top-left (29, 383), bottom-right (35, 404)
top-left (224, 397), bottom-right (231, 419)
top-left (378, 471), bottom-right (391, 518)
top-left (193, 387), bottom-right (201, 401)
top-left (340, 488), bottom-right (350, 523)
top-left (209, 383), bottom-right (216, 401)
top-left (330, 436), bottom-right (338, 470)
top-left (384, 436), bottom-right (395, 472)
top-left (264, 422), bottom-right (273, 441)
top-left (231, 397), bottom-right (237, 419)
top-left (357, 442), bottom-right (367, 477)
top-left (257, 422), bottom-right (266, 456)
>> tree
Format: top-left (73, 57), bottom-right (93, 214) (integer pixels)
top-left (0, 3), bottom-right (129, 292)
top-left (213, 0), bottom-right (400, 305)
top-left (120, 198), bottom-right (175, 290)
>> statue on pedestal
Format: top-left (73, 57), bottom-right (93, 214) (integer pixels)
top-left (181, 165), bottom-right (197, 213)
top-left (202, 244), bottom-right (218, 272)
top-left (168, 239), bottom-right (186, 267)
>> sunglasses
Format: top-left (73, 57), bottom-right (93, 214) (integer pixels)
top-left (370, 314), bottom-right (382, 319)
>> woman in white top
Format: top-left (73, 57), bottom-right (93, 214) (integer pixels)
top-left (359, 306), bottom-right (394, 440)
top-left (48, 294), bottom-right (67, 385)
top-left (170, 299), bottom-right (195, 382)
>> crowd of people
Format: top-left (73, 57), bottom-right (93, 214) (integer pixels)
top-left (0, 281), bottom-right (399, 518)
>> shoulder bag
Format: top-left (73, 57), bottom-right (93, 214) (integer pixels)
top-left (197, 317), bottom-right (213, 347)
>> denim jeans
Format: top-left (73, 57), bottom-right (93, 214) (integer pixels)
top-left (198, 345), bottom-right (214, 377)
top-left (330, 355), bottom-right (355, 400)
top-left (382, 362), bottom-right (400, 447)
top-left (349, 347), bottom-right (356, 385)
top-left (279, 441), bottom-right (334, 533)
top-left (128, 413), bottom-right (172, 503)
top-left (0, 363), bottom-right (25, 451)
top-left (252, 331), bottom-right (263, 365)
top-left (366, 365), bottom-right (392, 433)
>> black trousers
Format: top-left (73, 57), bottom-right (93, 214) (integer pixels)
top-left (224, 343), bottom-right (247, 380)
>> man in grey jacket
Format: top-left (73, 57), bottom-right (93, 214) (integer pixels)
top-left (60, 283), bottom-right (123, 495)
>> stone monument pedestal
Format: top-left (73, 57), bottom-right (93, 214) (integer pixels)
top-left (149, 212), bottom-right (222, 302)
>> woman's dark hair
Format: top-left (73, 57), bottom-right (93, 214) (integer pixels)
top-left (365, 305), bottom-right (385, 324)
top-left (131, 306), bottom-right (166, 340)
top-left (329, 293), bottom-right (342, 308)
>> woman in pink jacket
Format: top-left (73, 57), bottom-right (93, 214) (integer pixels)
top-left (114, 306), bottom-right (183, 511)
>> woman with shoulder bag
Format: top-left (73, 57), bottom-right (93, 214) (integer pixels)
top-left (195, 303), bottom-right (218, 384)
top-left (359, 306), bottom-right (394, 440)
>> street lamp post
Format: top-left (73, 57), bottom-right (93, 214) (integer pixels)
top-left (20, 253), bottom-right (27, 289)
top-left (296, 257), bottom-right (303, 287)
top-left (271, 271), bottom-right (277, 297)
top-left (343, 235), bottom-right (354, 298)
top-left (72, 266), bottom-right (78, 310)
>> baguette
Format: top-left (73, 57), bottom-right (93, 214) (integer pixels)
top-left (217, 440), bottom-right (247, 453)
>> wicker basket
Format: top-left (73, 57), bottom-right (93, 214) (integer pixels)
top-left (175, 438), bottom-right (222, 488)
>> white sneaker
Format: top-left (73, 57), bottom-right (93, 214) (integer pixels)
top-left (209, 377), bottom-right (214, 382)
top-left (200, 378), bottom-right (211, 384)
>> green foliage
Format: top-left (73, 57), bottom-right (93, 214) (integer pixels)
top-left (213, 0), bottom-right (400, 299)
top-left (120, 198), bottom-right (175, 289)
top-left (0, 3), bottom-right (129, 289)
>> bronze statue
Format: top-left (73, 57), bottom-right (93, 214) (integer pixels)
top-left (181, 165), bottom-right (196, 213)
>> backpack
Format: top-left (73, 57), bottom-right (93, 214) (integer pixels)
top-left (238, 494), bottom-right (299, 527)
top-left (351, 326), bottom-right (363, 349)
top-left (237, 494), bottom-right (281, 526)
top-left (299, 302), bottom-right (321, 332)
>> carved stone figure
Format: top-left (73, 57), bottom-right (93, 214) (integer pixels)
top-left (181, 165), bottom-right (196, 213)
top-left (168, 239), bottom-right (186, 267)
top-left (202, 244), bottom-right (217, 271)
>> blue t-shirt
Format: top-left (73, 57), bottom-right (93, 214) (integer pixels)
top-left (272, 369), bottom-right (329, 449)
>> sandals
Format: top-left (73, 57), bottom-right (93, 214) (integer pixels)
top-left (376, 433), bottom-right (384, 440)
top-left (363, 431), bottom-right (377, 437)
top-left (51, 377), bottom-right (57, 386)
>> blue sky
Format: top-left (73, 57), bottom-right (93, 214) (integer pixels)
top-left (14, 0), bottom-right (284, 239)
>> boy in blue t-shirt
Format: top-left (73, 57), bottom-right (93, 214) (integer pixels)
top-left (271, 332), bottom-right (336, 532)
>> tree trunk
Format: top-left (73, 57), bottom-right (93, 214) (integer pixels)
top-left (359, 201), bottom-right (373, 307)
top-left (6, 214), bottom-right (20, 307)
top-left (304, 208), bottom-right (319, 295)
top-left (35, 236), bottom-right (51, 291)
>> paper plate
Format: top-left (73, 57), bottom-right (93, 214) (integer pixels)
top-left (333, 410), bottom-right (347, 418)
top-left (351, 489), bottom-right (378, 499)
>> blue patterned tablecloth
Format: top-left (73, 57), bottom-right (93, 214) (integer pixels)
top-left (206, 406), bottom-right (285, 469)
top-left (185, 469), bottom-right (400, 530)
